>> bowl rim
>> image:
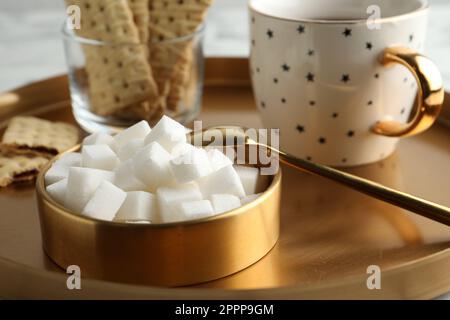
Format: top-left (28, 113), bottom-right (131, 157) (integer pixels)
top-left (36, 144), bottom-right (282, 229)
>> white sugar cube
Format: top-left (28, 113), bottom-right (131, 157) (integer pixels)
top-left (45, 152), bottom-right (83, 185)
top-left (211, 194), bottom-right (241, 214)
top-left (54, 152), bottom-right (82, 168)
top-left (234, 165), bottom-right (269, 195)
top-left (133, 141), bottom-right (170, 168)
top-left (198, 165), bottom-right (246, 198)
top-left (116, 138), bottom-right (144, 161)
top-left (171, 142), bottom-right (195, 158)
top-left (65, 167), bottom-right (115, 213)
top-left (45, 163), bottom-right (70, 185)
top-left (144, 115), bottom-right (187, 152)
top-left (157, 184), bottom-right (203, 222)
top-left (114, 120), bottom-right (151, 149)
top-left (82, 181), bottom-right (126, 221)
top-left (82, 144), bottom-right (119, 171)
top-left (115, 191), bottom-right (157, 222)
top-left (241, 193), bottom-right (263, 205)
top-left (177, 200), bottom-right (214, 221)
top-left (207, 148), bottom-right (233, 171)
top-left (207, 146), bottom-right (237, 164)
top-left (83, 132), bottom-right (115, 148)
top-left (170, 147), bottom-right (212, 184)
top-left (133, 142), bottom-right (174, 191)
top-left (114, 159), bottom-right (146, 191)
top-left (46, 178), bottom-right (68, 205)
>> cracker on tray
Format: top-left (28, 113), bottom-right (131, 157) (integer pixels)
top-left (0, 151), bottom-right (49, 187)
top-left (1, 116), bottom-right (79, 156)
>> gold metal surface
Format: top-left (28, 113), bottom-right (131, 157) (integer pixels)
top-left (373, 47), bottom-right (445, 137)
top-left (193, 126), bottom-right (450, 226)
top-left (35, 150), bottom-right (281, 287)
top-left (0, 58), bottom-right (450, 299)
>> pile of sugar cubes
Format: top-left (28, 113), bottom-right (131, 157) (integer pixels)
top-left (45, 115), bottom-right (270, 223)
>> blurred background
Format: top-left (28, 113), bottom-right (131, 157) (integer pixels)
top-left (0, 0), bottom-right (449, 92)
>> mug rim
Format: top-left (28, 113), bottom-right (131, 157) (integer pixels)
top-left (248, 0), bottom-right (429, 25)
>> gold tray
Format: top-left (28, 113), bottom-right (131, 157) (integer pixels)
top-left (0, 58), bottom-right (449, 299)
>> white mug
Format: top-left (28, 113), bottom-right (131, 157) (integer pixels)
top-left (249, 0), bottom-right (444, 166)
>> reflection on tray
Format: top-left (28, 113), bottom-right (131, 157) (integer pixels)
top-left (196, 153), bottom-right (449, 290)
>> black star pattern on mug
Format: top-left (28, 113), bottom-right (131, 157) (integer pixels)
top-left (273, 78), bottom-right (278, 84)
top-left (366, 42), bottom-right (373, 50)
top-left (332, 112), bottom-right (339, 118)
top-left (297, 25), bottom-right (305, 34)
top-left (307, 49), bottom-right (315, 56)
top-left (374, 73), bottom-right (380, 79)
top-left (400, 107), bottom-right (406, 115)
top-left (318, 137), bottom-right (327, 144)
top-left (347, 130), bottom-right (355, 137)
top-left (342, 158), bottom-right (347, 163)
top-left (367, 100), bottom-right (373, 106)
top-left (251, 39), bottom-right (255, 46)
top-left (409, 34), bottom-right (414, 42)
top-left (343, 28), bottom-right (352, 37)
top-left (306, 156), bottom-right (312, 161)
top-left (267, 29), bottom-right (274, 38)
top-left (251, 16), bottom-right (255, 24)
top-left (341, 74), bottom-right (350, 83)
top-left (296, 125), bottom-right (305, 133)
top-left (281, 98), bottom-right (287, 104)
top-left (282, 63), bottom-right (290, 72)
top-left (306, 72), bottom-right (315, 82)
top-left (309, 100), bottom-right (316, 106)
top-left (260, 101), bottom-right (266, 108)
top-left (256, 67), bottom-right (260, 73)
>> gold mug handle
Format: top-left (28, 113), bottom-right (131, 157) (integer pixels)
top-left (372, 47), bottom-right (445, 137)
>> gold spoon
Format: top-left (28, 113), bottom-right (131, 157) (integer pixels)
top-left (190, 126), bottom-right (450, 227)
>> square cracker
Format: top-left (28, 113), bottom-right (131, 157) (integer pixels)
top-left (128, 0), bottom-right (150, 46)
top-left (148, 0), bottom-right (212, 111)
top-left (65, 0), bottom-right (158, 116)
top-left (0, 152), bottom-right (48, 187)
top-left (1, 116), bottom-right (79, 156)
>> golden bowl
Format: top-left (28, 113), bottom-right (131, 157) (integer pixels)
top-left (35, 146), bottom-right (281, 287)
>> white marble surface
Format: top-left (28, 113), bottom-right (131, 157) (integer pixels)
top-left (0, 0), bottom-right (448, 300)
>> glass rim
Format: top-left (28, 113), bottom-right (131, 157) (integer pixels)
top-left (61, 22), bottom-right (205, 46)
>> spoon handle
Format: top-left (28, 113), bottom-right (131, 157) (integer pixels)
top-left (274, 149), bottom-right (450, 226)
